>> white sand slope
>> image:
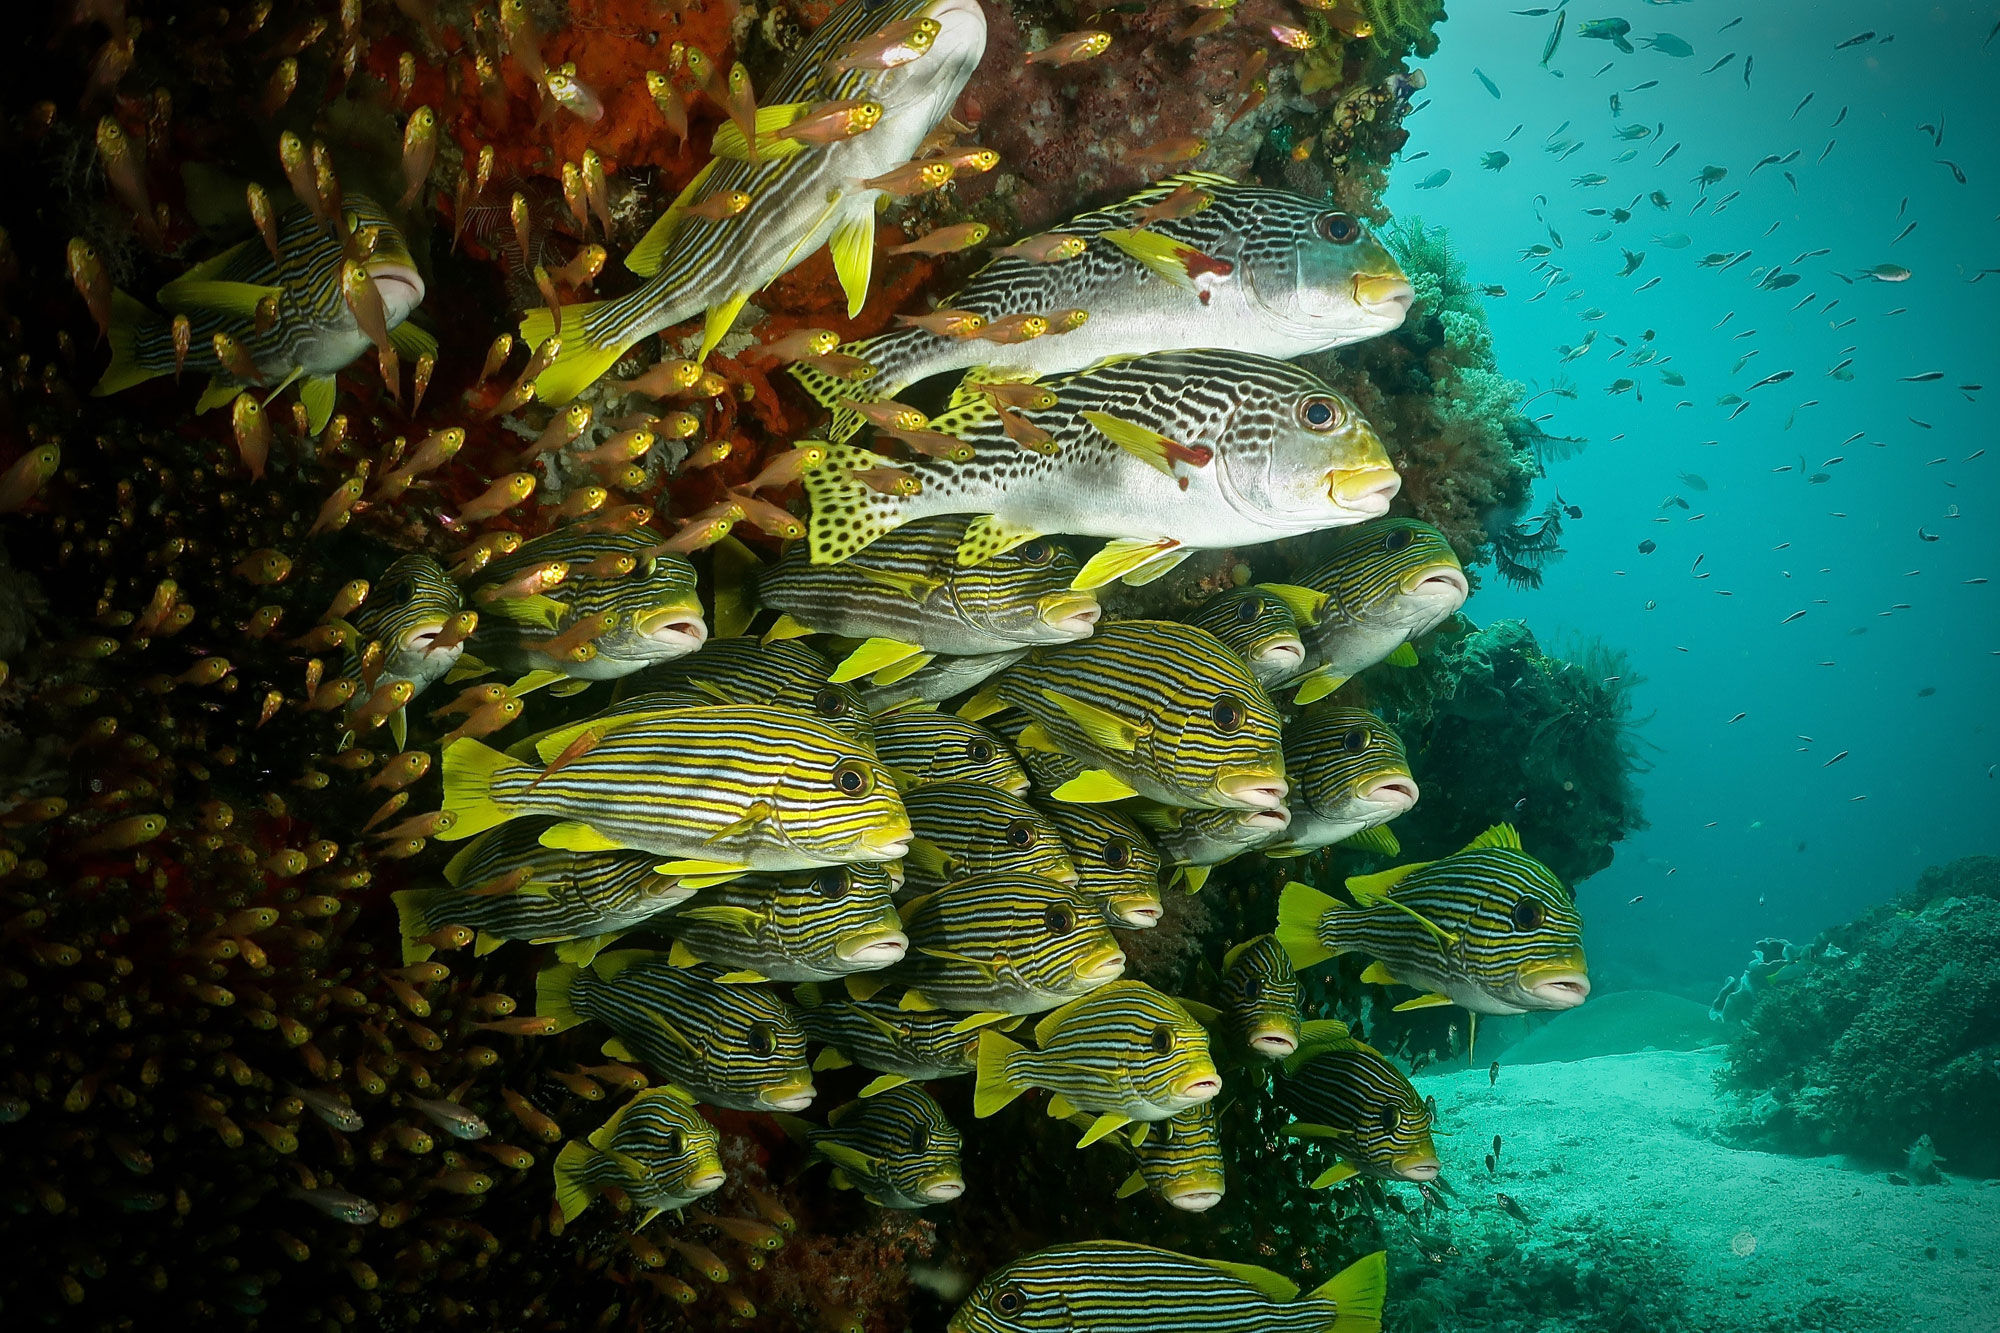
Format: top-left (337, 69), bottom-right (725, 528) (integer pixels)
top-left (1420, 1047), bottom-right (2000, 1332)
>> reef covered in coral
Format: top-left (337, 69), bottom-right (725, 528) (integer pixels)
top-left (1719, 856), bottom-right (2000, 1181)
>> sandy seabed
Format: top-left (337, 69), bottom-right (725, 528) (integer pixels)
top-left (1418, 1045), bottom-right (2000, 1332)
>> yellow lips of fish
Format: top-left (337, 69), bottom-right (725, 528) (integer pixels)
top-left (1391, 1147), bottom-right (1442, 1181)
top-left (1518, 949), bottom-right (1591, 1007)
top-left (861, 816), bottom-right (915, 857)
top-left (757, 1071), bottom-right (817, 1112)
top-left (1212, 758), bottom-right (1288, 810)
top-left (1076, 940), bottom-right (1127, 984)
top-left (631, 596), bottom-right (707, 640)
top-left (1035, 590), bottom-right (1103, 635)
top-left (1353, 271), bottom-right (1416, 312)
top-left (1398, 559), bottom-right (1469, 598)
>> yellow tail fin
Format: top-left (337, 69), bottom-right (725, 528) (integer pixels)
top-left (518, 301), bottom-right (632, 406)
top-left (972, 1029), bottom-right (1028, 1118)
top-left (437, 738), bottom-right (533, 843)
top-left (1275, 880), bottom-right (1339, 970)
top-left (552, 1140), bottom-right (602, 1222)
top-left (1311, 1250), bottom-right (1387, 1333)
top-left (92, 290), bottom-right (165, 396)
top-left (535, 961), bottom-right (586, 1032)
top-left (392, 889), bottom-right (436, 966)
top-left (800, 442), bottom-right (910, 565)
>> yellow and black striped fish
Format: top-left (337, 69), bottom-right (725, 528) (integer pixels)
top-left (654, 862), bottom-right (907, 982)
top-left (1132, 802), bottom-right (1290, 894)
top-left (1278, 1020), bottom-right (1438, 1187)
top-left (779, 1083), bottom-right (964, 1209)
top-left (1081, 1101), bottom-right (1224, 1212)
top-left (948, 1242), bottom-right (1388, 1333)
top-left (755, 519), bottom-right (1101, 677)
top-left (94, 194), bottom-right (431, 432)
top-left (521, 0), bottom-right (988, 401)
top-left (868, 872), bottom-right (1124, 1016)
top-left (1214, 934), bottom-right (1303, 1060)
top-left (1276, 824), bottom-right (1590, 1017)
top-left (346, 554), bottom-right (467, 745)
top-left (394, 817), bottom-right (692, 965)
top-left (793, 981), bottom-right (993, 1097)
top-left (1039, 802), bottom-right (1163, 929)
top-left (902, 782), bottom-right (1078, 894)
top-left (870, 703), bottom-right (1030, 794)
top-left (438, 704), bottom-right (910, 881)
top-left (1264, 706), bottom-right (1417, 858)
top-left (973, 980), bottom-right (1220, 1146)
top-left (621, 638), bottom-right (876, 747)
top-left (1263, 518), bottom-right (1468, 705)
top-left (467, 528), bottom-right (706, 682)
top-left (1184, 586), bottom-right (1308, 687)
top-left (551, 1084), bottom-right (724, 1224)
top-left (537, 950), bottom-right (813, 1111)
top-left (966, 621), bottom-right (1287, 812)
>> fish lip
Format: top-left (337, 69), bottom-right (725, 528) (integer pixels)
top-left (1177, 1073), bottom-right (1223, 1102)
top-left (1216, 771), bottom-right (1288, 810)
top-left (836, 931), bottom-right (909, 965)
top-left (760, 1083), bottom-right (817, 1112)
top-left (369, 262), bottom-right (426, 320)
top-left (1244, 806), bottom-right (1292, 831)
top-left (1078, 948), bottom-right (1127, 982)
top-left (1399, 562), bottom-right (1470, 605)
top-left (1167, 1186), bottom-right (1224, 1212)
top-left (1522, 969), bottom-right (1591, 1008)
top-left (921, 1177), bottom-right (966, 1201)
top-left (634, 604), bottom-right (710, 647)
top-left (1113, 900), bottom-right (1161, 928)
top-left (1248, 1028), bottom-right (1299, 1057)
top-left (1352, 272), bottom-right (1415, 320)
top-left (1360, 775), bottom-right (1419, 813)
top-left (1327, 466), bottom-right (1401, 519)
top-left (1036, 593), bottom-right (1102, 637)
top-left (1394, 1158), bottom-right (1442, 1181)
top-left (687, 1168), bottom-right (728, 1192)
top-left (1256, 639), bottom-right (1305, 668)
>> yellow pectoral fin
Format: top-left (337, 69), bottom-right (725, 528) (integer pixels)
top-left (1075, 1113), bottom-right (1133, 1149)
top-left (701, 802), bottom-right (776, 844)
top-left (948, 1011), bottom-right (1014, 1035)
top-left (1045, 1094), bottom-right (1077, 1119)
top-left (1340, 825), bottom-right (1403, 856)
top-left (1073, 538), bottom-right (1187, 591)
top-left (857, 1074), bottom-right (909, 1098)
top-left (829, 211), bottom-right (875, 319)
top-left (763, 613), bottom-right (816, 643)
top-left (1116, 1170), bottom-right (1149, 1198)
top-left (540, 821), bottom-right (627, 853)
top-left (1292, 669), bottom-right (1347, 705)
top-left (700, 291), bottom-right (752, 362)
top-left (299, 377), bottom-right (337, 435)
top-left (851, 564), bottom-right (943, 601)
top-left (1013, 722), bottom-right (1060, 753)
top-left (1050, 770), bottom-right (1141, 804)
top-left (831, 638), bottom-right (925, 684)
top-left (707, 102), bottom-right (814, 161)
top-left (1098, 228), bottom-right (1199, 290)
top-left (812, 1047), bottom-right (853, 1071)
top-left (196, 378), bottom-right (243, 413)
top-left (1079, 411), bottom-right (1181, 477)
top-left (958, 686), bottom-right (1005, 721)
top-left (1309, 1161), bottom-right (1360, 1189)
top-left (1181, 865), bottom-right (1211, 894)
top-left (673, 904), bottom-right (764, 928)
top-left (897, 988), bottom-right (939, 1012)
top-left (667, 938), bottom-right (702, 968)
top-left (1385, 642), bottom-right (1420, 667)
top-left (653, 857), bottom-right (751, 879)
top-left (1040, 689), bottom-right (1145, 752)
top-left (1392, 993), bottom-right (1454, 1012)
top-left (869, 652), bottom-right (933, 686)
top-left (844, 972), bottom-right (888, 1002)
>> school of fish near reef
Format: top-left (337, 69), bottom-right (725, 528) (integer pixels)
top-left (0, 0), bottom-right (1591, 1329)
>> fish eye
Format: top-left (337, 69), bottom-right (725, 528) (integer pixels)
top-left (748, 1024), bottom-right (776, 1055)
top-left (1149, 1024), bottom-right (1173, 1055)
top-left (1342, 728), bottom-right (1367, 752)
top-left (1299, 396), bottom-right (1344, 431)
top-left (667, 1131), bottom-right (685, 1155)
top-left (967, 738), bottom-right (994, 764)
top-left (812, 686), bottom-right (850, 718)
top-left (1384, 526), bottom-right (1415, 553)
top-left (813, 868), bottom-right (850, 898)
top-left (1316, 212), bottom-right (1360, 244)
top-left (1209, 694), bottom-right (1246, 733)
top-left (833, 760), bottom-right (873, 796)
top-left (1379, 1106), bottom-right (1398, 1135)
top-left (1018, 540), bottom-right (1053, 565)
top-left (1511, 897), bottom-right (1545, 931)
top-left (912, 1124), bottom-right (930, 1153)
top-left (1242, 977), bottom-right (1262, 1000)
top-left (1004, 818), bottom-right (1038, 850)
top-left (1043, 905), bottom-right (1073, 935)
top-left (1234, 596), bottom-right (1262, 624)
top-left (1102, 837), bottom-right (1131, 870)
top-left (995, 1287), bottom-right (1025, 1316)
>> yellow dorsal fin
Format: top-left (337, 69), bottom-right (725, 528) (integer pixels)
top-left (1460, 822), bottom-right (1522, 853)
top-left (1343, 863), bottom-right (1430, 901)
top-left (851, 564), bottom-right (944, 601)
top-left (1032, 990), bottom-right (1097, 1046)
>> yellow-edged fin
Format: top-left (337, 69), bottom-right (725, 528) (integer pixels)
top-left (1461, 822), bottom-right (1522, 853)
top-left (844, 972), bottom-right (888, 1002)
top-left (1191, 1257), bottom-right (1298, 1302)
top-left (155, 279), bottom-right (282, 318)
top-left (947, 1011), bottom-right (1014, 1035)
top-left (812, 1048), bottom-right (852, 1071)
top-left (487, 593), bottom-right (570, 631)
top-left (1292, 668), bottom-right (1347, 705)
top-left (828, 212), bottom-right (875, 319)
top-left (1274, 879), bottom-right (1339, 969)
top-left (1013, 722), bottom-right (1058, 752)
top-left (511, 668), bottom-right (571, 697)
top-left (299, 376), bottom-right (337, 434)
top-left (710, 535), bottom-right (759, 640)
top-left (653, 857), bottom-right (751, 880)
top-left (1393, 993), bottom-right (1453, 1011)
top-left (1079, 411), bottom-right (1184, 478)
top-left (956, 514), bottom-right (1042, 568)
top-left (902, 836), bottom-right (956, 878)
top-left (196, 378), bottom-right (242, 413)
top-left (519, 301), bottom-right (630, 406)
top-left (601, 1036), bottom-right (636, 1061)
top-left (830, 637), bottom-right (925, 683)
top-left (815, 1141), bottom-right (877, 1176)
top-left (1359, 961), bottom-right (1399, 986)
top-left (1220, 938), bottom-right (1257, 971)
top-left (869, 651), bottom-right (933, 685)
top-left (852, 564), bottom-right (944, 601)
top-left (858, 1074), bottom-right (909, 1097)
top-left (1311, 1251), bottom-right (1388, 1333)
top-left (1344, 863), bottom-right (1430, 900)
top-left (1340, 825), bottom-right (1402, 856)
top-left (1309, 1161), bottom-right (1361, 1189)
top-left (1385, 642), bottom-right (1420, 667)
top-left (714, 969), bottom-right (767, 984)
top-left (897, 988), bottom-right (938, 1011)
top-left (1032, 991), bottom-right (1097, 1046)
top-left (1258, 583), bottom-right (1328, 627)
top-left (1177, 997), bottom-right (1223, 1026)
top-left (957, 685), bottom-right (1004, 721)
top-left (1040, 688), bottom-right (1145, 752)
top-left (1099, 228), bottom-right (1200, 290)
top-left (551, 934), bottom-right (617, 966)
top-left (1049, 770), bottom-right (1140, 803)
top-left (1181, 864), bottom-right (1212, 894)
top-left (626, 159), bottom-right (719, 277)
top-left (1074, 537), bottom-right (1187, 591)
top-left (763, 613), bottom-right (815, 643)
top-left (667, 938), bottom-right (702, 968)
top-left (707, 102), bottom-right (814, 161)
top-left (972, 1029), bottom-right (1027, 1117)
top-left (1116, 1170), bottom-right (1149, 1198)
top-left (700, 801), bottom-right (775, 844)
top-left (673, 904), bottom-right (763, 928)
top-left (699, 290), bottom-right (752, 361)
top-left (390, 320), bottom-right (437, 360)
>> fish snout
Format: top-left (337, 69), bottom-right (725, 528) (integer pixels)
top-left (369, 261), bottom-right (427, 322)
top-left (759, 1075), bottom-right (817, 1112)
top-left (1247, 1024), bottom-right (1300, 1058)
top-left (858, 817), bottom-right (914, 860)
top-left (1361, 774), bottom-right (1419, 814)
top-left (686, 1164), bottom-right (728, 1193)
top-left (1037, 592), bottom-right (1103, 637)
top-left (1394, 1154), bottom-right (1442, 1181)
top-left (836, 929), bottom-right (909, 967)
top-left (635, 604), bottom-right (710, 650)
top-left (921, 1174), bottom-right (967, 1202)
top-left (1353, 272), bottom-right (1415, 319)
top-left (1402, 562), bottom-right (1470, 608)
top-left (1077, 943), bottom-right (1128, 983)
top-left (1164, 1183), bottom-right (1224, 1212)
top-left (1175, 1066), bottom-right (1224, 1103)
top-left (1328, 466), bottom-right (1401, 520)
top-left (1255, 638), bottom-right (1306, 673)
top-left (1244, 806), bottom-right (1293, 833)
top-left (1521, 958), bottom-right (1591, 1009)
top-left (1216, 769), bottom-right (1288, 811)
top-left (1110, 895), bottom-right (1162, 928)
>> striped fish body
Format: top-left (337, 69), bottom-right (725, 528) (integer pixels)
top-left (1279, 1033), bottom-right (1438, 1182)
top-left (806, 172), bottom-right (1414, 430)
top-left (802, 1084), bottom-right (964, 1207)
top-left (552, 1085), bottom-right (725, 1222)
top-left (97, 195), bottom-right (429, 430)
top-left (1115, 1102), bottom-right (1225, 1211)
top-left (870, 705), bottom-right (1030, 794)
top-left (794, 982), bottom-right (982, 1085)
top-left (902, 782), bottom-right (1077, 895)
top-left (1139, 803), bottom-right (1289, 874)
top-left (1038, 801), bottom-right (1163, 929)
top-left (622, 638), bottom-right (876, 747)
top-left (395, 819), bottom-right (691, 963)
top-left (1276, 827), bottom-right (1590, 1016)
top-left (759, 519), bottom-right (1100, 655)
top-left (1265, 707), bottom-right (1416, 856)
top-left (347, 554), bottom-right (465, 704)
top-left (884, 872), bottom-right (1124, 1014)
top-left (859, 647), bottom-right (1025, 710)
top-left (977, 981), bottom-right (1219, 1126)
top-left (1281, 519), bottom-right (1468, 696)
top-left (470, 529), bottom-right (705, 681)
top-left (948, 1242), bottom-right (1388, 1333)
top-left (803, 351), bottom-right (1397, 568)
top-left (525, 0), bottom-right (988, 402)
top-left (987, 621), bottom-right (1287, 811)
top-left (656, 862), bottom-right (907, 981)
top-left (537, 950), bottom-right (814, 1111)
top-left (1216, 934), bottom-right (1303, 1060)
top-left (1184, 586), bottom-right (1308, 687)
top-left (439, 705), bottom-right (910, 872)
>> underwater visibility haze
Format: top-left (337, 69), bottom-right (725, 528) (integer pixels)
top-left (0, 1), bottom-right (1992, 1331)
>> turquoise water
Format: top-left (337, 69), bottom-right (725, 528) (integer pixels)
top-left (1386, 0), bottom-right (1999, 989)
